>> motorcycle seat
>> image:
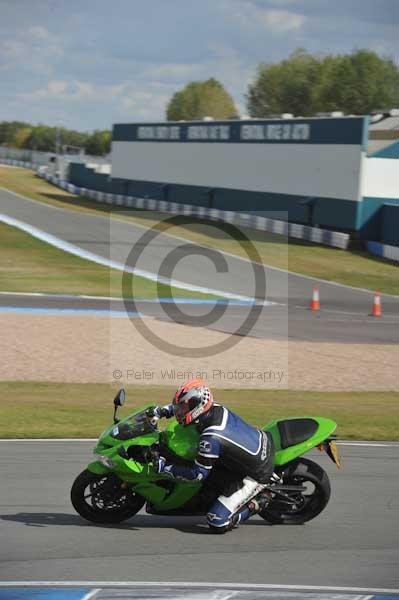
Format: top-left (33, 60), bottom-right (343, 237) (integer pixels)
top-left (278, 418), bottom-right (318, 449)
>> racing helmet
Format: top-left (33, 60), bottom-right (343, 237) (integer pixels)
top-left (172, 379), bottom-right (213, 426)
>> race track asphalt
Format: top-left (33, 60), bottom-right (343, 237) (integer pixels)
top-left (1, 187), bottom-right (399, 344)
top-left (0, 441), bottom-right (398, 587)
top-left (1, 292), bottom-right (399, 344)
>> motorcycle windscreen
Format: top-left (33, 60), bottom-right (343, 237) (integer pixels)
top-left (111, 411), bottom-right (155, 440)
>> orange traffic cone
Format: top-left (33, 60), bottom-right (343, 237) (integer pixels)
top-left (310, 286), bottom-right (320, 311)
top-left (370, 292), bottom-right (382, 317)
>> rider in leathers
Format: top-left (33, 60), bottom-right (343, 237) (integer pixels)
top-left (150, 378), bottom-right (275, 533)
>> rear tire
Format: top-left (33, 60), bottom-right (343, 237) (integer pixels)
top-left (71, 469), bottom-right (145, 524)
top-left (260, 458), bottom-right (331, 525)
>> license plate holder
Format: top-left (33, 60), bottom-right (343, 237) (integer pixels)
top-left (327, 440), bottom-right (341, 468)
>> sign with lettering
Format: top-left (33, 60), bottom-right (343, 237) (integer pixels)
top-left (240, 123), bottom-right (310, 141)
top-left (113, 117), bottom-right (366, 146)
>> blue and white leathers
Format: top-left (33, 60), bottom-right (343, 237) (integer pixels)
top-left (159, 404), bottom-right (274, 530)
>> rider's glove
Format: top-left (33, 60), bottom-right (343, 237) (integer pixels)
top-left (156, 456), bottom-right (174, 477)
top-left (156, 456), bottom-right (166, 473)
top-left (146, 406), bottom-right (170, 420)
top-left (146, 406), bottom-right (161, 420)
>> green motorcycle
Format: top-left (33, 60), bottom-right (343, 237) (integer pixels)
top-left (71, 389), bottom-right (341, 526)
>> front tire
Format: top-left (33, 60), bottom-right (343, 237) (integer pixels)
top-left (71, 469), bottom-right (145, 524)
top-left (260, 458), bottom-right (331, 525)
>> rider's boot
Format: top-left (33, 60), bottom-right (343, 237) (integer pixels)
top-left (232, 490), bottom-right (272, 527)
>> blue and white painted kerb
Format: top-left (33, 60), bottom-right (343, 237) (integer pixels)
top-left (0, 158), bottom-right (36, 169)
top-left (38, 167), bottom-right (349, 250)
top-left (0, 589), bottom-right (95, 600)
top-left (1, 583), bottom-right (399, 600)
top-left (0, 158), bottom-right (350, 249)
top-left (0, 296), bottom-right (258, 317)
top-left (367, 240), bottom-right (399, 263)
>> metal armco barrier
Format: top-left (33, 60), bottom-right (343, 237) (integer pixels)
top-left (0, 159), bottom-right (350, 250)
top-left (367, 240), bottom-right (399, 263)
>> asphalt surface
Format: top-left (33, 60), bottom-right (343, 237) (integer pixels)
top-left (1, 188), bottom-right (398, 596)
top-left (1, 187), bottom-right (399, 344)
top-left (2, 292), bottom-right (399, 344)
top-left (0, 441), bottom-right (398, 587)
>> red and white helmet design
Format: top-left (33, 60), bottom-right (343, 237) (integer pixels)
top-left (172, 379), bottom-right (213, 426)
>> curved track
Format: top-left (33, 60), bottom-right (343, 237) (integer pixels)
top-left (1, 187), bottom-right (398, 343)
top-left (0, 441), bottom-right (398, 587)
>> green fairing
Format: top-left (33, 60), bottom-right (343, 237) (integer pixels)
top-left (86, 405), bottom-right (337, 511)
top-left (264, 417), bottom-right (337, 466)
top-left (161, 419), bottom-right (199, 460)
top-left (87, 460), bottom-right (108, 475)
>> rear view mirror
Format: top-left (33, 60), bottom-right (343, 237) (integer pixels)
top-left (114, 389), bottom-right (125, 407)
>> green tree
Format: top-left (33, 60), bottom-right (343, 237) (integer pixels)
top-left (62, 129), bottom-right (89, 150)
top-left (314, 50), bottom-right (399, 114)
top-left (0, 121), bottom-right (107, 154)
top-left (10, 127), bottom-right (33, 148)
top-left (246, 49), bottom-right (399, 117)
top-left (166, 78), bottom-right (237, 120)
top-left (247, 49), bottom-right (322, 117)
top-left (0, 121), bottom-right (31, 145)
top-left (28, 125), bottom-right (58, 152)
top-left (84, 130), bottom-right (111, 156)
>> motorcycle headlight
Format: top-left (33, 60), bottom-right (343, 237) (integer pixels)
top-left (96, 454), bottom-right (114, 469)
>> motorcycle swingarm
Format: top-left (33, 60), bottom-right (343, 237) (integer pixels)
top-left (264, 484), bottom-right (307, 503)
top-left (267, 485), bottom-right (307, 493)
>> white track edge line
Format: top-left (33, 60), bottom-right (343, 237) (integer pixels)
top-left (0, 212), bottom-right (272, 305)
top-left (0, 291), bottom-right (122, 301)
top-left (82, 589), bottom-right (101, 600)
top-left (1, 581), bottom-right (399, 593)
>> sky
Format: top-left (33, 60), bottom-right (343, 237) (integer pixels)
top-left (1, 0), bottom-right (398, 131)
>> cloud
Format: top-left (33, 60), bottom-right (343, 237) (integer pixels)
top-left (119, 89), bottom-right (171, 118)
top-left (1, 1), bottom-right (398, 129)
top-left (28, 25), bottom-right (54, 41)
top-left (143, 63), bottom-right (201, 82)
top-left (0, 24), bottom-right (64, 77)
top-left (1, 39), bottom-right (24, 60)
top-left (228, 1), bottom-right (306, 35)
top-left (258, 9), bottom-right (306, 31)
top-left (47, 81), bottom-right (68, 95)
top-left (15, 79), bottom-right (172, 123)
top-left (267, 0), bottom-right (299, 4)
top-left (19, 80), bottom-right (129, 102)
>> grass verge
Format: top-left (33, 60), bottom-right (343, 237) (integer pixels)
top-left (0, 221), bottom-right (216, 299)
top-left (1, 166), bottom-right (398, 294)
top-left (1, 381), bottom-right (398, 440)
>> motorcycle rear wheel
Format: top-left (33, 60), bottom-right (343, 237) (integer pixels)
top-left (71, 469), bottom-right (145, 524)
top-left (260, 458), bottom-right (331, 525)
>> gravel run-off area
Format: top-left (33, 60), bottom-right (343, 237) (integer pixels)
top-left (1, 313), bottom-right (398, 391)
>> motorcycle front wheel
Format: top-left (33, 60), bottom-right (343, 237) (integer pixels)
top-left (260, 458), bottom-right (331, 525)
top-left (71, 469), bottom-right (145, 524)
